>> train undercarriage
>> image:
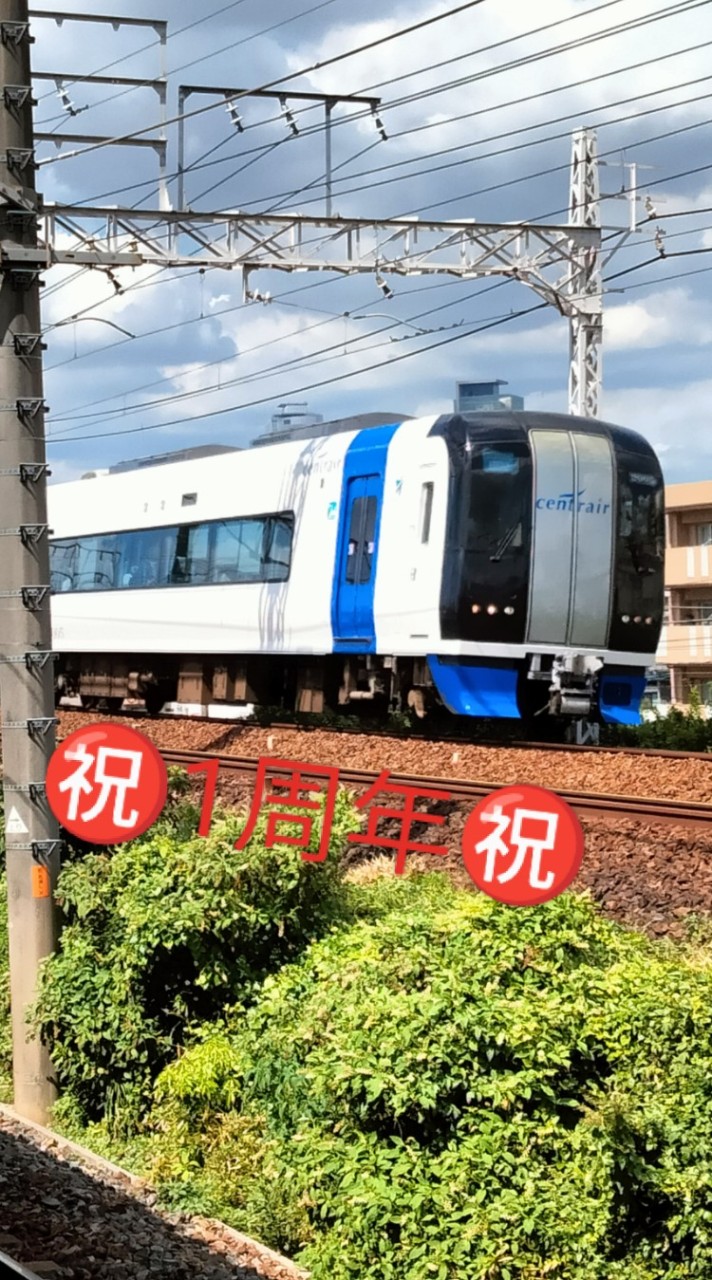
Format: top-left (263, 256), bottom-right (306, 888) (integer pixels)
top-left (55, 651), bottom-right (609, 742)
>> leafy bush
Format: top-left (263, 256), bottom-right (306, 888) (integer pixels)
top-left (605, 696), bottom-right (712, 752)
top-left (34, 785), bottom-right (359, 1130)
top-left (147, 876), bottom-right (712, 1280)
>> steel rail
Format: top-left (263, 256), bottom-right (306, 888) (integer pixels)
top-left (0, 1249), bottom-right (42, 1280)
top-left (161, 749), bottom-right (712, 830)
top-left (55, 708), bottom-right (712, 763)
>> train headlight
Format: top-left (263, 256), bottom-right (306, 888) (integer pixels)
top-left (487, 604), bottom-right (498, 615)
top-left (504, 606), bottom-right (515, 615)
top-left (471, 604), bottom-right (481, 614)
top-left (645, 616), bottom-right (654, 625)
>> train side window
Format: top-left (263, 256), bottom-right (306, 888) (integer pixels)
top-left (50, 539), bottom-right (78, 590)
top-left (346, 496), bottom-right (377, 584)
top-left (124, 527), bottom-right (178, 588)
top-left (50, 510), bottom-right (295, 591)
top-left (360, 496), bottom-right (377, 583)
top-left (236, 520), bottom-right (264, 581)
top-left (66, 534), bottom-right (120, 591)
top-left (187, 524), bottom-right (210, 582)
top-left (212, 518), bottom-right (263, 582)
top-left (262, 515), bottom-right (293, 581)
top-left (420, 482), bottom-right (434, 544)
top-left (346, 498), bottom-right (365, 584)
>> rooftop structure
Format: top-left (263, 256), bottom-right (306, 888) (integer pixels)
top-left (455, 380), bottom-right (524, 413)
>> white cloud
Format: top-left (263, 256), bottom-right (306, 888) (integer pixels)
top-left (36, 0), bottom-right (712, 475)
top-left (605, 288), bottom-right (712, 349)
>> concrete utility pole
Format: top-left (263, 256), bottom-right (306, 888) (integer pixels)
top-left (0, 0), bottom-right (61, 1124)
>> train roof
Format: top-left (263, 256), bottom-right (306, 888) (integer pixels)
top-left (79, 412), bottom-right (414, 478)
top-left (249, 411), bottom-right (413, 447)
top-left (81, 443), bottom-right (241, 478)
top-left (75, 409), bottom-right (658, 483)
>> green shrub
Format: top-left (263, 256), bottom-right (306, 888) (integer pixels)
top-left (147, 876), bottom-right (712, 1279)
top-left (605, 699), bottom-right (712, 752)
top-left (34, 785), bottom-right (359, 1130)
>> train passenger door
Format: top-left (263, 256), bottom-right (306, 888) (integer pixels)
top-left (526, 429), bottom-right (614, 647)
top-left (333, 475), bottom-right (380, 646)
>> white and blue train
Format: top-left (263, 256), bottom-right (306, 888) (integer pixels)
top-left (47, 409), bottom-right (664, 728)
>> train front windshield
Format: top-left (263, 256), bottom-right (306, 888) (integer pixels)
top-left (440, 439), bottom-right (532, 643)
top-left (608, 442), bottom-right (665, 653)
top-left (435, 412), bottom-right (664, 655)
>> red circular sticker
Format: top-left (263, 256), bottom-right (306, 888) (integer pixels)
top-left (46, 722), bottom-right (168, 845)
top-left (461, 784), bottom-right (584, 906)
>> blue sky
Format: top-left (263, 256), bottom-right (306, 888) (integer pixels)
top-left (29, 0), bottom-right (712, 485)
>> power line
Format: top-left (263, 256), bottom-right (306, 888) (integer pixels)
top-left (52, 216), bottom-right (709, 418)
top-left (33, 0), bottom-right (255, 109)
top-left (48, 301), bottom-right (548, 444)
top-left (158, 105), bottom-right (712, 280)
top-left (605, 246), bottom-right (712, 283)
top-left (46, 218), bottom-right (712, 435)
top-left (40, 132), bottom-right (712, 412)
top-left (46, 230), bottom-right (712, 443)
top-left (210, 69), bottom-right (712, 214)
top-left (618, 264), bottom-right (712, 290)
top-left (43, 256), bottom-right (466, 374)
top-left (172, 114), bottom-right (712, 277)
top-left (36, 0), bottom-right (487, 169)
top-left (35, 0), bottom-right (346, 127)
top-left (43, 111), bottom-right (712, 387)
top-left (47, 313), bottom-right (460, 430)
top-left (49, 275), bottom-right (514, 424)
top-left (48, 308), bottom-right (337, 410)
top-left (70, 0), bottom-right (710, 208)
top-left (175, 0), bottom-right (644, 199)
top-left (386, 124), bottom-right (712, 225)
top-left (182, 0), bottom-right (711, 174)
top-left (655, 206), bottom-right (712, 221)
top-left (35, 0), bottom-right (630, 164)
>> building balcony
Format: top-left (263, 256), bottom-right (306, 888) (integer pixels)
top-left (665, 544), bottom-right (712, 587)
top-left (657, 623), bottom-right (712, 666)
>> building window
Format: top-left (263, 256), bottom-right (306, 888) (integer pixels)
top-left (696, 523), bottom-right (712, 545)
top-left (677, 599), bottom-right (712, 624)
top-left (50, 512), bottom-right (294, 593)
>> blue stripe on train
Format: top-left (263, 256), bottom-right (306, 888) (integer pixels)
top-left (598, 672), bottom-right (647, 725)
top-left (427, 656), bottom-right (521, 718)
top-left (331, 423), bottom-right (400, 654)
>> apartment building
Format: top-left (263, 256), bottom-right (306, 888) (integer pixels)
top-left (657, 480), bottom-right (712, 704)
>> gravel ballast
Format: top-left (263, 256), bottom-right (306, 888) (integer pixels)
top-left (0, 1108), bottom-right (306, 1280)
top-left (54, 712), bottom-right (712, 804)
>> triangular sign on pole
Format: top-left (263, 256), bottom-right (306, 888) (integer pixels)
top-left (6, 806), bottom-right (29, 835)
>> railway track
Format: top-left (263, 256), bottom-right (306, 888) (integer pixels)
top-left (0, 1250), bottom-right (40, 1280)
top-left (162, 748), bottom-right (712, 831)
top-left (57, 706), bottom-right (712, 762)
